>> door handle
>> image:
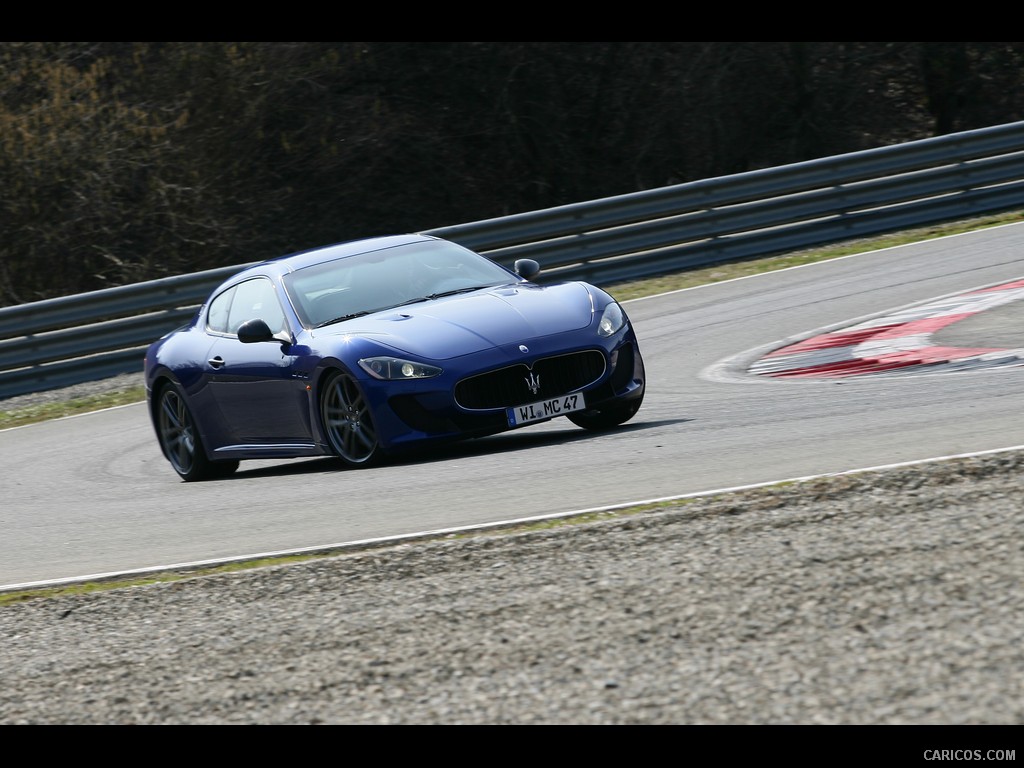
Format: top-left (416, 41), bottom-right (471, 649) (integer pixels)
top-left (208, 356), bottom-right (226, 369)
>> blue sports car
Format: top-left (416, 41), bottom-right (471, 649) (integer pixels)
top-left (144, 234), bottom-right (646, 481)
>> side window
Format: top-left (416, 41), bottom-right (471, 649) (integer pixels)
top-left (206, 286), bottom-right (236, 334)
top-left (226, 278), bottom-right (286, 335)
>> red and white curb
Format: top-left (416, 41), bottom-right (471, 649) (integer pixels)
top-left (750, 279), bottom-right (1024, 378)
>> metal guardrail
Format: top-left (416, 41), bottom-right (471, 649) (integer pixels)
top-left (3, 120), bottom-right (1024, 400)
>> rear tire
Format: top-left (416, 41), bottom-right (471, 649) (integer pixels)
top-left (320, 370), bottom-right (384, 467)
top-left (156, 382), bottom-right (239, 481)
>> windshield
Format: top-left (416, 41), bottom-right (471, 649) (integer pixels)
top-left (283, 239), bottom-right (520, 329)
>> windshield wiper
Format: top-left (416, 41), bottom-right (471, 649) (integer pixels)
top-left (315, 310), bottom-right (371, 328)
top-left (427, 285), bottom-right (499, 300)
top-left (394, 286), bottom-right (495, 308)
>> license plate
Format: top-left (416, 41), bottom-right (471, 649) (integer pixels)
top-left (507, 393), bottom-right (586, 426)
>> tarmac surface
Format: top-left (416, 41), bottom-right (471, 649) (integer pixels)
top-left (2, 271), bottom-right (1023, 725)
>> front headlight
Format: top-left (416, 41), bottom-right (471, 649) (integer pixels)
top-left (597, 302), bottom-right (626, 337)
top-left (358, 356), bottom-right (442, 380)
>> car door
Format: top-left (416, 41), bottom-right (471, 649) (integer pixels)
top-left (204, 277), bottom-right (312, 446)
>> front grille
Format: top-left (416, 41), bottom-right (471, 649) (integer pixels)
top-left (455, 350), bottom-right (606, 410)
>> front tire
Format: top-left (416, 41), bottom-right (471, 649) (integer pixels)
top-left (567, 395), bottom-right (643, 431)
top-left (156, 382), bottom-right (239, 482)
top-left (320, 370), bottom-right (384, 467)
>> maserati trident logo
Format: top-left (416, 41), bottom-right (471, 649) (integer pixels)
top-left (525, 371), bottom-right (541, 396)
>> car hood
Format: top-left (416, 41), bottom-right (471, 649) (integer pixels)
top-left (314, 283), bottom-right (597, 359)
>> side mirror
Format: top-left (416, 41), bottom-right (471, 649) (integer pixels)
top-left (514, 259), bottom-right (540, 280)
top-left (237, 318), bottom-right (276, 344)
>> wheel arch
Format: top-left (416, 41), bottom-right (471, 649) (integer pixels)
top-left (147, 371), bottom-right (181, 443)
top-left (308, 359), bottom-right (352, 443)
